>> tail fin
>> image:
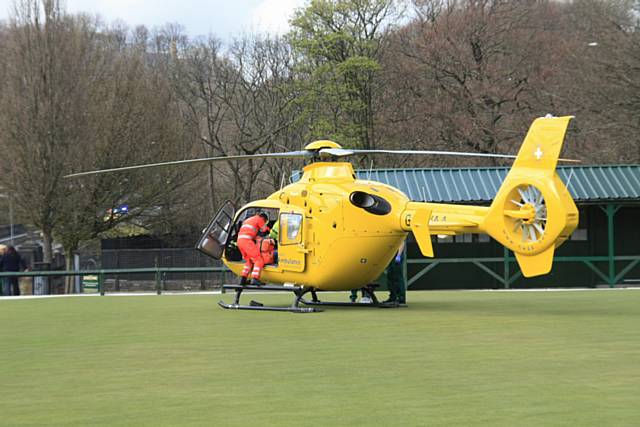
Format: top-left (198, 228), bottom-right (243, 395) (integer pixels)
top-left (481, 116), bottom-right (579, 277)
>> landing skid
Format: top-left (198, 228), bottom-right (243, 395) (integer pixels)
top-left (218, 284), bottom-right (322, 313)
top-left (217, 300), bottom-right (318, 313)
top-left (218, 283), bottom-right (401, 313)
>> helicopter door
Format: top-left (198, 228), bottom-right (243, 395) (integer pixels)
top-left (196, 201), bottom-right (235, 260)
top-left (277, 210), bottom-right (306, 272)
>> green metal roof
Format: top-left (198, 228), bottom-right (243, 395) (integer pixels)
top-left (354, 165), bottom-right (640, 204)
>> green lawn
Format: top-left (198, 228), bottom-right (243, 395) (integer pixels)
top-left (1, 290), bottom-right (639, 426)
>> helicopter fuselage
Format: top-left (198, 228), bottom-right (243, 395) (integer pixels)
top-left (65, 116), bottom-right (578, 301)
top-left (223, 162), bottom-right (410, 291)
top-left (218, 116), bottom-right (579, 289)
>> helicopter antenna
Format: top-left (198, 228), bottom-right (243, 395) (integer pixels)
top-left (367, 159), bottom-right (374, 181)
top-left (279, 172), bottom-right (286, 190)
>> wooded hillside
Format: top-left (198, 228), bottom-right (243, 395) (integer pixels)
top-left (0, 0), bottom-right (638, 260)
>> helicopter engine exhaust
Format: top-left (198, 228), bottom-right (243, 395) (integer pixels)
top-left (349, 191), bottom-right (392, 215)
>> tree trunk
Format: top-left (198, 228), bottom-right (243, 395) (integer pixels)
top-left (208, 163), bottom-right (216, 213)
top-left (42, 229), bottom-right (53, 264)
top-left (64, 247), bottom-right (76, 294)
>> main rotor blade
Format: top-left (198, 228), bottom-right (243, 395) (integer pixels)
top-left (319, 148), bottom-right (580, 163)
top-left (64, 151), bottom-right (313, 178)
top-left (320, 148), bottom-right (517, 160)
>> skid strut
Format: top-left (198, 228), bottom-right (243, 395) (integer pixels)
top-left (298, 284), bottom-right (394, 308)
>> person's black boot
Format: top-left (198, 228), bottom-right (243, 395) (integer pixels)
top-left (249, 278), bottom-right (264, 286)
top-left (239, 276), bottom-right (248, 286)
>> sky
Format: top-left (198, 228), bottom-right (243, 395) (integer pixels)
top-left (0, 0), bottom-right (307, 38)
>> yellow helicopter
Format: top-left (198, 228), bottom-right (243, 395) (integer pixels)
top-left (67, 115), bottom-right (579, 312)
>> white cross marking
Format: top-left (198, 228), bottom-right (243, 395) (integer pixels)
top-left (534, 146), bottom-right (543, 160)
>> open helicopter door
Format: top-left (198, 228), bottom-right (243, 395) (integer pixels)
top-left (196, 201), bottom-right (235, 259)
top-left (276, 209), bottom-right (306, 272)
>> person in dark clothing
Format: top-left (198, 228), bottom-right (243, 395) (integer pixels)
top-left (383, 240), bottom-right (406, 305)
top-left (0, 245), bottom-right (9, 296)
top-left (1, 246), bottom-right (28, 296)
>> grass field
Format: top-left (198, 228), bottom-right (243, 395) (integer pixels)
top-left (1, 290), bottom-right (639, 426)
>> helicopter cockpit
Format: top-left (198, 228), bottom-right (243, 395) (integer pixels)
top-left (196, 201), bottom-right (281, 266)
top-left (223, 207), bottom-right (280, 264)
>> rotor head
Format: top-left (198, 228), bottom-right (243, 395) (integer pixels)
top-left (304, 140), bottom-right (342, 151)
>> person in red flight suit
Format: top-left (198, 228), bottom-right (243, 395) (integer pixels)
top-left (237, 212), bottom-right (270, 285)
top-left (260, 237), bottom-right (276, 265)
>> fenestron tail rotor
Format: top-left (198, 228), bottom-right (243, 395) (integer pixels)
top-left (504, 184), bottom-right (547, 243)
top-left (481, 115), bottom-right (579, 277)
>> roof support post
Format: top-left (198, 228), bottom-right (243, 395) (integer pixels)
top-left (98, 271), bottom-right (105, 296)
top-left (402, 243), bottom-right (407, 293)
top-left (599, 204), bottom-right (621, 287)
top-left (503, 247), bottom-right (510, 289)
top-left (156, 269), bottom-right (162, 295)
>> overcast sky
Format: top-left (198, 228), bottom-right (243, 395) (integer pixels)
top-left (0, 0), bottom-right (306, 38)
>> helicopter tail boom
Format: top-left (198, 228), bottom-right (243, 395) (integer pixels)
top-left (480, 116), bottom-right (579, 277)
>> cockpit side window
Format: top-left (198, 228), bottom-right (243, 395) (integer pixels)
top-left (279, 212), bottom-right (303, 245)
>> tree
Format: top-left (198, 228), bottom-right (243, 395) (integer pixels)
top-left (224, 35), bottom-right (302, 200)
top-left (56, 23), bottom-right (197, 290)
top-left (171, 33), bottom-right (300, 206)
top-left (555, 0), bottom-right (640, 163)
top-left (0, 3), bottom-right (196, 288)
top-left (379, 0), bottom-right (571, 166)
top-left (377, 0), bottom-right (639, 166)
top-left (289, 0), bottom-right (398, 149)
top-left (0, 0), bottom-right (100, 264)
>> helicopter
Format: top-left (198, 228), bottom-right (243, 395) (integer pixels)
top-left (67, 115), bottom-right (579, 312)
